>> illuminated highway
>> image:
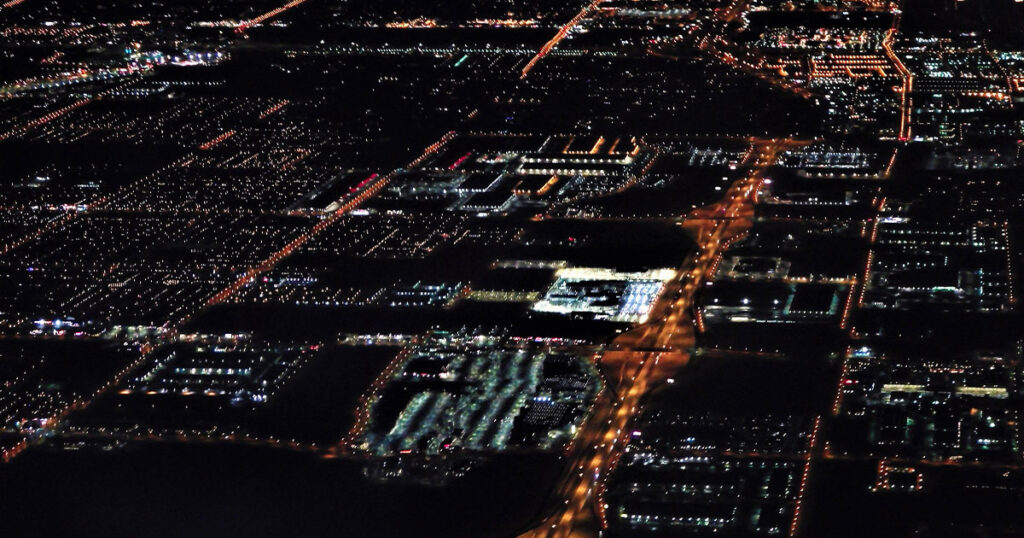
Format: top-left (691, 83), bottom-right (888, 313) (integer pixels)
top-left (521, 0), bottom-right (604, 79)
top-left (520, 138), bottom-right (803, 538)
top-left (881, 2), bottom-right (912, 142)
top-left (233, 0), bottom-right (309, 34)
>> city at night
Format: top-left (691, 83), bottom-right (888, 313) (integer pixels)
top-left (0, 0), bottom-right (1022, 536)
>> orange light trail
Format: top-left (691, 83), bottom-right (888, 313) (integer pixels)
top-left (235, 0), bottom-right (308, 34)
top-left (258, 99), bottom-right (289, 119)
top-left (789, 416), bottom-right (822, 537)
top-left (521, 0), bottom-right (603, 78)
top-left (881, 8), bottom-right (912, 141)
top-left (199, 129), bottom-right (236, 150)
top-left (0, 96), bottom-right (94, 142)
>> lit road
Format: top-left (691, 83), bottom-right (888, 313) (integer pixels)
top-left (520, 138), bottom-right (804, 538)
top-left (521, 0), bottom-right (604, 79)
top-left (881, 2), bottom-right (912, 141)
top-left (233, 0), bottom-right (309, 34)
top-left (1, 0), bottom-right (30, 9)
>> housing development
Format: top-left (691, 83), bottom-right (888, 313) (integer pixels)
top-left (0, 0), bottom-right (1022, 537)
